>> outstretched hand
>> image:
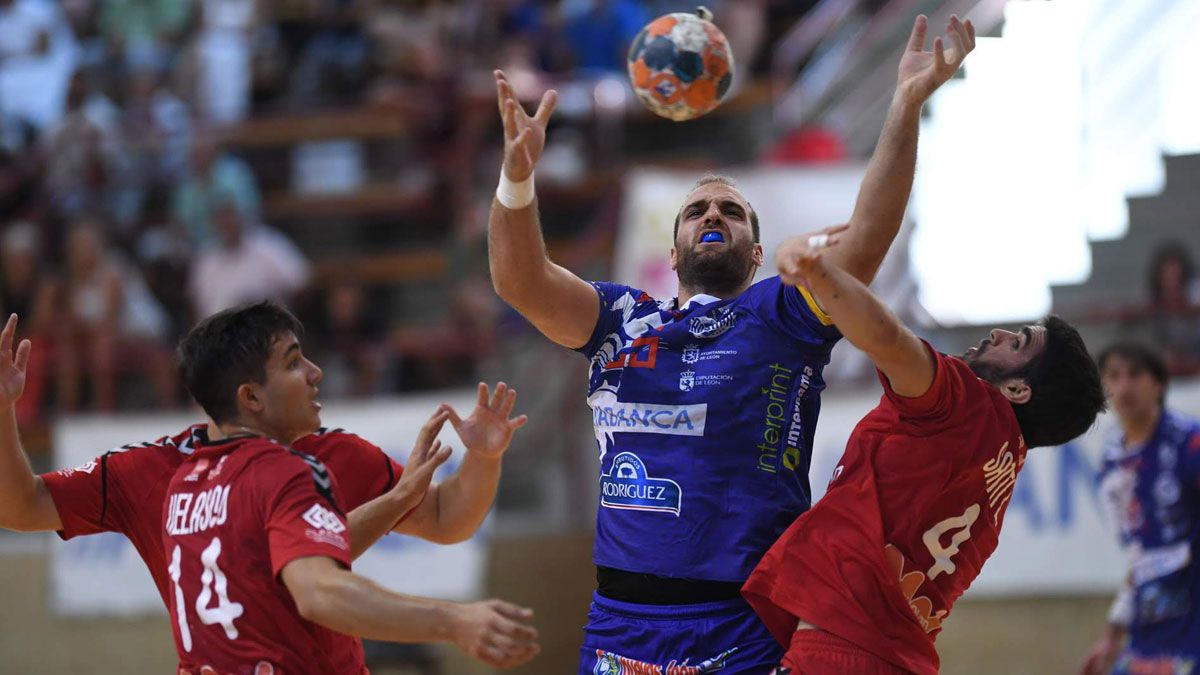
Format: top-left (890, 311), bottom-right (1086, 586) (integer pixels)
top-left (494, 70), bottom-right (557, 183)
top-left (775, 224), bottom-right (850, 289)
top-left (897, 14), bottom-right (976, 103)
top-left (0, 314), bottom-right (31, 409)
top-left (446, 382), bottom-right (528, 461)
top-left (391, 407), bottom-right (454, 509)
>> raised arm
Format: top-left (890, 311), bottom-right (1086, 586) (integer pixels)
top-left (282, 556), bottom-right (540, 669)
top-left (395, 383), bottom-right (527, 544)
top-left (826, 15), bottom-right (975, 285)
top-left (488, 70), bottom-right (599, 350)
top-left (0, 314), bottom-right (62, 532)
top-left (777, 227), bottom-right (934, 397)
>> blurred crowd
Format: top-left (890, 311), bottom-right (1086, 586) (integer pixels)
top-left (0, 0), bottom-right (810, 423)
top-left (3, 0), bottom-right (1193, 426)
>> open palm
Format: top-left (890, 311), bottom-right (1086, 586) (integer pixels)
top-left (447, 382), bottom-right (528, 460)
top-left (897, 15), bottom-right (976, 102)
top-left (494, 70), bottom-right (557, 182)
top-left (0, 314), bottom-right (31, 408)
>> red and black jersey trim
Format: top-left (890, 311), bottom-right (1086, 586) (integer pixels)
top-left (289, 450), bottom-right (342, 516)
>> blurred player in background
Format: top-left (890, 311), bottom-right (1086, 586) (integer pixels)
top-left (1081, 342), bottom-right (1200, 675)
top-left (743, 225), bottom-right (1105, 675)
top-left (0, 306), bottom-right (537, 669)
top-left (489, 13), bottom-right (976, 674)
top-left (162, 306), bottom-right (538, 673)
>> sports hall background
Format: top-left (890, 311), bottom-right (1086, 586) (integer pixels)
top-left (0, 0), bottom-right (1197, 672)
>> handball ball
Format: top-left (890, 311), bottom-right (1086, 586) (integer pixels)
top-left (627, 6), bottom-right (734, 122)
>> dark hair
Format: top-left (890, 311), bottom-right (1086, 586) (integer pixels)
top-left (1097, 340), bottom-right (1169, 404)
top-left (178, 301), bottom-right (303, 424)
top-left (673, 173), bottom-right (760, 243)
top-left (1147, 240), bottom-right (1195, 305)
top-left (1008, 316), bottom-right (1106, 448)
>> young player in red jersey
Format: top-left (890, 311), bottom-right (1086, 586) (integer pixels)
top-left (742, 226), bottom-right (1106, 674)
top-left (0, 306), bottom-right (539, 669)
top-left (170, 304), bottom-right (538, 672)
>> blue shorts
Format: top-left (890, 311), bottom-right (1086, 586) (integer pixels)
top-left (579, 592), bottom-right (783, 675)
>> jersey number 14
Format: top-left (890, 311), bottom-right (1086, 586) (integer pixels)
top-left (169, 537), bottom-right (246, 652)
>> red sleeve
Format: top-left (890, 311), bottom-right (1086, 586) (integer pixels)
top-left (41, 452), bottom-right (124, 538)
top-left (876, 341), bottom-right (967, 422)
top-left (264, 457), bottom-right (352, 577)
top-left (295, 430), bottom-right (404, 511)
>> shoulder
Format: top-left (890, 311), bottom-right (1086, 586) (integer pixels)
top-left (293, 427), bottom-right (382, 458)
top-left (594, 282), bottom-right (658, 310)
top-left (106, 424), bottom-right (205, 471)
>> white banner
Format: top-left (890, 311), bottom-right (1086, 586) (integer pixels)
top-left (50, 392), bottom-right (487, 617)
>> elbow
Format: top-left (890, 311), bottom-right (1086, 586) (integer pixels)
top-left (424, 527), bottom-right (472, 546)
top-left (292, 577), bottom-right (334, 625)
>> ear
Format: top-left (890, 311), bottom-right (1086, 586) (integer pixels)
top-left (236, 382), bottom-right (265, 415)
top-left (998, 378), bottom-right (1032, 405)
top-left (670, 246), bottom-right (678, 271)
top-left (752, 242), bottom-right (764, 268)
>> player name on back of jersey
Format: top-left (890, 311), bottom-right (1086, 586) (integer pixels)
top-left (166, 484), bottom-right (231, 536)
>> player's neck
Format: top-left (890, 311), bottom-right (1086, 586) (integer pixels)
top-left (677, 280), bottom-right (752, 305)
top-left (1121, 407), bottom-right (1162, 448)
top-left (210, 420), bottom-right (271, 442)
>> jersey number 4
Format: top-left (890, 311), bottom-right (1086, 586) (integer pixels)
top-left (922, 503), bottom-right (980, 580)
top-left (169, 537), bottom-right (246, 652)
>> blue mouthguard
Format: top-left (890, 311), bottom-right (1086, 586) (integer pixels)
top-left (701, 231), bottom-right (725, 243)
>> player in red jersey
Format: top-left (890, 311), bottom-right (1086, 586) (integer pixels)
top-left (165, 304), bottom-right (537, 672)
top-left (741, 226), bottom-right (1106, 674)
top-left (0, 306), bottom-right (539, 669)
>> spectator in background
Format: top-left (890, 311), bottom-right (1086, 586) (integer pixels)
top-left (187, 195), bottom-right (310, 318)
top-left (192, 0), bottom-right (258, 122)
top-left (562, 0), bottom-right (648, 73)
top-left (55, 218), bottom-right (175, 411)
top-left (1147, 241), bottom-right (1200, 376)
top-left (171, 129), bottom-right (261, 245)
top-left (99, 0), bottom-right (190, 73)
top-left (287, 0), bottom-right (370, 107)
top-left (122, 65), bottom-right (194, 193)
top-left (304, 278), bottom-right (390, 397)
top-left (38, 68), bottom-right (132, 226)
top-left (0, 0), bottom-right (78, 131)
top-left (0, 221), bottom-right (53, 423)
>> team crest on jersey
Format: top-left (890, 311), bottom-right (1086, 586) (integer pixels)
top-left (600, 452), bottom-right (682, 516)
top-left (679, 369), bottom-right (695, 392)
top-left (592, 647), bottom-right (738, 674)
top-left (687, 306), bottom-right (737, 339)
top-left (682, 343), bottom-right (700, 364)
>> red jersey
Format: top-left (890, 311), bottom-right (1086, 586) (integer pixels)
top-left (163, 436), bottom-right (360, 675)
top-left (41, 425), bottom-right (403, 607)
top-left (743, 345), bottom-right (1027, 674)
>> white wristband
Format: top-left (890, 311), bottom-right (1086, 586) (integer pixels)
top-left (496, 171), bottom-right (535, 210)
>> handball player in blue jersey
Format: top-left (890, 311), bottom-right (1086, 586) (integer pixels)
top-left (1081, 342), bottom-right (1200, 675)
top-left (490, 15), bottom-right (976, 674)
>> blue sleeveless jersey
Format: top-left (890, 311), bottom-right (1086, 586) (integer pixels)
top-left (577, 276), bottom-right (841, 582)
top-left (1098, 409), bottom-right (1200, 664)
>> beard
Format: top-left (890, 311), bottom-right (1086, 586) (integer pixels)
top-left (963, 346), bottom-right (1016, 385)
top-left (675, 237), bottom-right (756, 297)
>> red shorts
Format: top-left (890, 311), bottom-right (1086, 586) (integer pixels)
top-left (776, 628), bottom-right (911, 675)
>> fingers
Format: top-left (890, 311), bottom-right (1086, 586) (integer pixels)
top-left (15, 339), bottom-right (31, 372)
top-left (1, 314), bottom-right (15, 356)
top-left (491, 600), bottom-right (535, 623)
top-left (532, 89), bottom-right (558, 127)
top-left (444, 404), bottom-right (464, 431)
top-left (824, 223), bottom-right (851, 235)
top-left (476, 381), bottom-right (489, 408)
top-left (508, 414), bottom-right (529, 430)
top-left (428, 443), bottom-right (453, 470)
top-left (500, 388), bottom-right (517, 417)
top-left (933, 36), bottom-right (945, 66)
top-left (489, 382), bottom-right (509, 410)
top-left (419, 408), bottom-right (451, 443)
top-left (966, 19), bottom-right (976, 45)
top-left (907, 14), bottom-right (928, 52)
top-left (502, 98), bottom-right (519, 141)
top-left (947, 16), bottom-right (968, 63)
